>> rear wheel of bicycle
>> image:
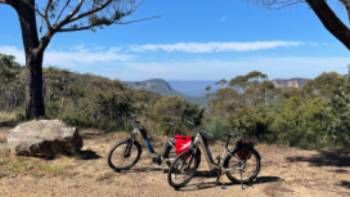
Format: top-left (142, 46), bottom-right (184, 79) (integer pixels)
top-left (107, 139), bottom-right (142, 172)
top-left (223, 148), bottom-right (261, 184)
top-left (163, 144), bottom-right (201, 168)
top-left (167, 149), bottom-right (201, 189)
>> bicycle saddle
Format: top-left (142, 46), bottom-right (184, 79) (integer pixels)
top-left (199, 131), bottom-right (215, 141)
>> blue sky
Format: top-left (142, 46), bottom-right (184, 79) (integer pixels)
top-left (0, 0), bottom-right (349, 81)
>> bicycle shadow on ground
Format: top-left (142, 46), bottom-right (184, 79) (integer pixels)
top-left (115, 167), bottom-right (165, 174)
top-left (338, 180), bottom-right (350, 189)
top-left (178, 174), bottom-right (282, 192)
top-left (286, 151), bottom-right (350, 167)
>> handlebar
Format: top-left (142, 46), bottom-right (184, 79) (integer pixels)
top-left (128, 114), bottom-right (143, 130)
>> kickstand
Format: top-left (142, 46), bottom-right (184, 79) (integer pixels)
top-left (215, 169), bottom-right (223, 185)
top-left (216, 169), bottom-right (228, 189)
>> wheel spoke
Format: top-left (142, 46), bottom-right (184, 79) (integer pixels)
top-left (168, 150), bottom-right (200, 189)
top-left (224, 149), bottom-right (260, 184)
top-left (108, 141), bottom-right (141, 171)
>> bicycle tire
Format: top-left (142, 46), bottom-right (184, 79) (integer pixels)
top-left (107, 139), bottom-right (142, 172)
top-left (223, 147), bottom-right (261, 184)
top-left (167, 149), bottom-right (201, 189)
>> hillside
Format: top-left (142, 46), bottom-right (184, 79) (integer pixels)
top-left (127, 79), bottom-right (183, 96)
top-left (128, 78), bottom-right (309, 100)
top-left (127, 78), bottom-right (310, 107)
top-left (127, 79), bottom-right (208, 107)
top-left (0, 54), bottom-right (203, 133)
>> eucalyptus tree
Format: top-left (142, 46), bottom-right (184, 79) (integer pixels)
top-left (251, 0), bottom-right (350, 50)
top-left (0, 0), bottom-right (141, 119)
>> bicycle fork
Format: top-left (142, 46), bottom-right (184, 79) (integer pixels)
top-left (124, 139), bottom-right (133, 158)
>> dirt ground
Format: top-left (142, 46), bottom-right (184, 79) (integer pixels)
top-left (0, 128), bottom-right (349, 197)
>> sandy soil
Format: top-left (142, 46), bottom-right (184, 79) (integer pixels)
top-left (0, 128), bottom-right (349, 197)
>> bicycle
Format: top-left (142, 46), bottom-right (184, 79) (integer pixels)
top-left (107, 117), bottom-right (182, 172)
top-left (167, 130), bottom-right (261, 190)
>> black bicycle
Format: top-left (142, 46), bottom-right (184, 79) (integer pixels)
top-left (168, 130), bottom-right (261, 189)
top-left (107, 118), bottom-right (178, 172)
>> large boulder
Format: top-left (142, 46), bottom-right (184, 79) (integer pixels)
top-left (7, 119), bottom-right (83, 159)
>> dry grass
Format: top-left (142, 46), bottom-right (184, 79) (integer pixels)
top-left (0, 129), bottom-right (349, 197)
top-left (0, 146), bottom-right (68, 178)
top-left (0, 111), bottom-right (18, 123)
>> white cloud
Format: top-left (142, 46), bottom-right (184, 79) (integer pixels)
top-left (0, 45), bottom-right (133, 67)
top-left (128, 41), bottom-right (303, 53)
top-left (103, 56), bottom-right (350, 81)
top-left (2, 44), bottom-right (348, 82)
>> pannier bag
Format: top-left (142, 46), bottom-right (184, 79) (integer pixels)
top-left (175, 134), bottom-right (192, 155)
top-left (236, 139), bottom-right (254, 160)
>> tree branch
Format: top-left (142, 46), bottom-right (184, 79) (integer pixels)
top-left (44, 0), bottom-right (53, 20)
top-left (36, 34), bottom-right (52, 53)
top-left (58, 15), bottom-right (158, 33)
top-left (54, 0), bottom-right (85, 30)
top-left (68, 0), bottom-right (114, 24)
top-left (55, 0), bottom-right (72, 24)
top-left (58, 23), bottom-right (104, 32)
top-left (114, 16), bottom-right (160, 25)
top-left (54, 0), bottom-right (126, 33)
top-left (250, 0), bottom-right (304, 9)
top-left (340, 0), bottom-right (350, 22)
top-left (306, 0), bottom-right (350, 50)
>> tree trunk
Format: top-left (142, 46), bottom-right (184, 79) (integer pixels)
top-left (25, 52), bottom-right (45, 119)
top-left (12, 0), bottom-right (45, 119)
top-left (306, 0), bottom-right (350, 50)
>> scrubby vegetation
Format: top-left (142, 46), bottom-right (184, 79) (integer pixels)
top-left (206, 71), bottom-right (350, 151)
top-left (1, 53), bottom-right (349, 151)
top-left (0, 54), bottom-right (201, 133)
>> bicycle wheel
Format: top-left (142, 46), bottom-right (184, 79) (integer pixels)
top-left (167, 149), bottom-right (201, 189)
top-left (164, 144), bottom-right (201, 167)
top-left (107, 139), bottom-right (142, 172)
top-left (223, 148), bottom-right (261, 184)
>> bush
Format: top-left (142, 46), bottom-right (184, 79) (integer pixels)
top-left (149, 96), bottom-right (201, 135)
top-left (205, 117), bottom-right (228, 139)
top-left (207, 71), bottom-right (350, 151)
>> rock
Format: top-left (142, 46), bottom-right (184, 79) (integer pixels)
top-left (7, 119), bottom-right (83, 159)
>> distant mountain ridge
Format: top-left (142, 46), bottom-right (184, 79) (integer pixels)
top-left (127, 79), bottom-right (182, 96)
top-left (127, 78), bottom-right (309, 105)
top-left (272, 78), bottom-right (309, 89)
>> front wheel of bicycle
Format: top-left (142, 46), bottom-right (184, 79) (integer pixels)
top-left (107, 139), bottom-right (142, 172)
top-left (167, 149), bottom-right (201, 190)
top-left (223, 148), bottom-right (261, 184)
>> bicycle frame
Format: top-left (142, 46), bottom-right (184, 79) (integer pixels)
top-left (167, 130), bottom-right (261, 189)
top-left (191, 132), bottom-right (235, 173)
top-left (130, 124), bottom-right (174, 163)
